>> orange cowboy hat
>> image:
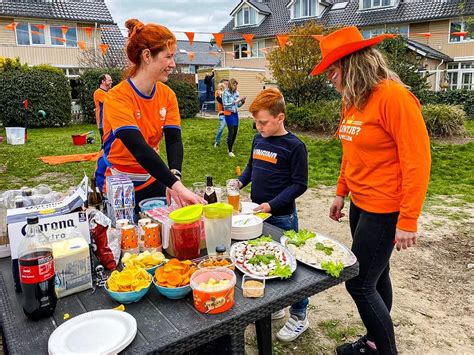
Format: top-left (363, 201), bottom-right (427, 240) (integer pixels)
top-left (311, 26), bottom-right (395, 76)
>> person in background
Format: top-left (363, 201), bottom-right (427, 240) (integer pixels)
top-left (93, 74), bottom-right (112, 143)
top-left (95, 19), bottom-right (203, 209)
top-left (213, 79), bottom-right (229, 148)
top-left (222, 78), bottom-right (246, 157)
top-left (204, 70), bottom-right (215, 102)
top-left (311, 26), bottom-right (431, 354)
top-left (238, 88), bottom-right (309, 342)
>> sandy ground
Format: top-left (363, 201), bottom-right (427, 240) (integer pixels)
top-left (245, 187), bottom-right (474, 354)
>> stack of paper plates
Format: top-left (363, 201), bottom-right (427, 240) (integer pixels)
top-left (232, 215), bottom-right (263, 240)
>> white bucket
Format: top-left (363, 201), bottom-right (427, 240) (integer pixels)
top-left (5, 127), bottom-right (25, 145)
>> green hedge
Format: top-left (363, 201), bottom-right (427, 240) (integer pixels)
top-left (286, 100), bottom-right (341, 134)
top-left (422, 104), bottom-right (466, 137)
top-left (166, 80), bottom-right (199, 119)
top-left (419, 90), bottom-right (474, 118)
top-left (78, 68), bottom-right (123, 124)
top-left (0, 65), bottom-right (71, 127)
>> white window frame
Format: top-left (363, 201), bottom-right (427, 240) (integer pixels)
top-left (448, 20), bottom-right (474, 44)
top-left (360, 0), bottom-right (393, 10)
top-left (15, 22), bottom-right (77, 48)
top-left (233, 40), bottom-right (265, 60)
top-left (361, 25), bottom-right (409, 39)
top-left (291, 0), bottom-right (317, 20)
top-left (446, 61), bottom-right (474, 90)
top-left (236, 4), bottom-right (257, 27)
top-left (50, 25), bottom-right (78, 48)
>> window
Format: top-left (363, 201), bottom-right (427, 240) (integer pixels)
top-left (449, 21), bottom-right (473, 43)
top-left (66, 28), bottom-right (77, 47)
top-left (361, 0), bottom-right (392, 10)
top-left (233, 40), bottom-right (265, 59)
top-left (31, 24), bottom-right (45, 45)
top-left (446, 62), bottom-right (474, 91)
top-left (16, 23), bottom-right (47, 46)
top-left (462, 73), bottom-right (473, 90)
top-left (236, 5), bottom-right (257, 26)
top-left (16, 23), bottom-right (30, 45)
top-left (291, 0), bottom-right (317, 19)
top-left (361, 26), bottom-right (408, 39)
top-left (50, 26), bottom-right (77, 47)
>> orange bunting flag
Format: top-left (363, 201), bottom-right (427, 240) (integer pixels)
top-left (34, 24), bottom-right (45, 30)
top-left (61, 25), bottom-right (69, 35)
top-left (243, 33), bottom-right (254, 48)
top-left (311, 34), bottom-right (324, 41)
top-left (276, 34), bottom-right (289, 48)
top-left (77, 41), bottom-right (86, 50)
top-left (187, 51), bottom-right (195, 60)
top-left (418, 32), bottom-right (432, 38)
top-left (243, 50), bottom-right (252, 56)
top-left (5, 22), bottom-right (18, 31)
top-left (99, 43), bottom-right (109, 55)
top-left (31, 30), bottom-right (40, 35)
top-left (185, 32), bottom-right (195, 46)
top-left (212, 33), bottom-right (224, 49)
top-left (452, 31), bottom-right (468, 37)
top-left (84, 27), bottom-right (94, 38)
top-left (56, 37), bottom-right (66, 43)
top-left (260, 47), bottom-right (269, 54)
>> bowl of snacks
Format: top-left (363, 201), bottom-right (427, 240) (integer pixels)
top-left (153, 259), bottom-right (196, 299)
top-left (190, 268), bottom-right (236, 314)
top-left (121, 250), bottom-right (166, 276)
top-left (105, 265), bottom-right (152, 304)
top-left (197, 255), bottom-right (235, 270)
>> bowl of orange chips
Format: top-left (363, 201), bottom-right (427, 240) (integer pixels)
top-left (153, 259), bottom-right (196, 299)
top-left (105, 265), bottom-right (152, 304)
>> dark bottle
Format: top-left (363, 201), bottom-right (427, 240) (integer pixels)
top-left (215, 245), bottom-right (226, 256)
top-left (18, 216), bottom-right (57, 321)
top-left (204, 175), bottom-right (218, 204)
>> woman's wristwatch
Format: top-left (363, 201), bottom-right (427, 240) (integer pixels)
top-left (170, 169), bottom-right (182, 180)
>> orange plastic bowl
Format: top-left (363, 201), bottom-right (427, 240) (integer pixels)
top-left (190, 268), bottom-right (236, 314)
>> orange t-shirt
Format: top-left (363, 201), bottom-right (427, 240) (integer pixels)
top-left (93, 88), bottom-right (107, 129)
top-left (97, 78), bottom-right (180, 191)
top-left (335, 80), bottom-right (431, 232)
top-left (215, 90), bottom-right (223, 115)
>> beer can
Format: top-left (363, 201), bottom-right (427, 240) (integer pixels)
top-left (143, 223), bottom-right (161, 251)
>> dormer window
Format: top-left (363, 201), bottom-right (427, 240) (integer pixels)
top-left (236, 5), bottom-right (257, 26)
top-left (361, 0), bottom-right (393, 10)
top-left (290, 0), bottom-right (317, 20)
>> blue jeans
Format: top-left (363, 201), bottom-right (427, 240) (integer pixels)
top-left (347, 202), bottom-right (398, 354)
top-left (266, 209), bottom-right (309, 317)
top-left (214, 114), bottom-right (226, 145)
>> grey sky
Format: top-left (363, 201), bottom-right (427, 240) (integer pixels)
top-left (105, 0), bottom-right (236, 41)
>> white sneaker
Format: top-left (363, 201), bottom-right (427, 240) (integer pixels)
top-left (213, 142), bottom-right (218, 148)
top-left (271, 309), bottom-right (286, 320)
top-left (228, 152), bottom-right (235, 157)
top-left (276, 315), bottom-right (309, 342)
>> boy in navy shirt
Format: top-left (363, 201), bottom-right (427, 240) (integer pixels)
top-left (238, 88), bottom-right (309, 341)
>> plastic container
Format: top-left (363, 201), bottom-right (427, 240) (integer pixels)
top-left (6, 127), bottom-right (25, 145)
top-left (138, 197), bottom-right (167, 213)
top-left (71, 134), bottom-right (87, 145)
top-left (242, 274), bottom-right (265, 298)
top-left (203, 203), bottom-right (233, 255)
top-left (197, 254), bottom-right (234, 270)
top-left (169, 205), bottom-right (203, 260)
top-left (190, 268), bottom-right (236, 314)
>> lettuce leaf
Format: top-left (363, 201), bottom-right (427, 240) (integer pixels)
top-left (247, 236), bottom-right (273, 246)
top-left (269, 259), bottom-right (293, 279)
top-left (315, 242), bottom-right (334, 256)
top-left (284, 229), bottom-right (316, 247)
top-left (320, 261), bottom-right (344, 278)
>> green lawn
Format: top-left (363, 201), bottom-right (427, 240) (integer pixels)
top-left (0, 118), bottom-right (473, 203)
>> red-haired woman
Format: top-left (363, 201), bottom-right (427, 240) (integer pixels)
top-left (95, 19), bottom-right (202, 208)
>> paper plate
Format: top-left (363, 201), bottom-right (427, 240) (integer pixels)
top-left (48, 310), bottom-right (137, 355)
top-left (240, 201), bottom-right (260, 215)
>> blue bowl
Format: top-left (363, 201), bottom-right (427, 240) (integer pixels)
top-left (152, 277), bottom-right (192, 299)
top-left (139, 197), bottom-right (167, 213)
top-left (145, 262), bottom-right (164, 277)
top-left (104, 281), bottom-right (151, 304)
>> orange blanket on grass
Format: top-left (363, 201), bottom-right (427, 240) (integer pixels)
top-left (39, 152), bottom-right (101, 165)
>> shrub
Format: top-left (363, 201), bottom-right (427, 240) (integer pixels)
top-left (286, 100), bottom-right (341, 133)
top-left (422, 104), bottom-right (466, 137)
top-left (78, 68), bottom-right (123, 123)
top-left (419, 90), bottom-right (474, 118)
top-left (166, 80), bottom-right (200, 119)
top-left (0, 56), bottom-right (28, 72)
top-left (0, 66), bottom-right (71, 127)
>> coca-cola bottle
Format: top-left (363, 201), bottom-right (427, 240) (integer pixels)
top-left (17, 216), bottom-right (57, 320)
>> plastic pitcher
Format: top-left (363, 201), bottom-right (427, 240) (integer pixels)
top-left (169, 204), bottom-right (203, 260)
top-left (6, 127), bottom-right (25, 145)
top-left (203, 203), bottom-right (233, 255)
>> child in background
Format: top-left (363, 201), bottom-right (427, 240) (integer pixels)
top-left (238, 88), bottom-right (309, 342)
top-left (213, 81), bottom-right (228, 148)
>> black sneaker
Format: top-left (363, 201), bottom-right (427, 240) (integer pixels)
top-left (336, 336), bottom-right (378, 355)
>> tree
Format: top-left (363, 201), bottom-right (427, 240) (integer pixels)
top-left (377, 35), bottom-right (430, 99)
top-left (78, 48), bottom-right (126, 70)
top-left (267, 21), bottom-right (337, 106)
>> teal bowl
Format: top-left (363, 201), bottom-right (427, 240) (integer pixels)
top-left (104, 280), bottom-right (151, 304)
top-left (145, 262), bottom-right (164, 277)
top-left (152, 277), bottom-right (192, 300)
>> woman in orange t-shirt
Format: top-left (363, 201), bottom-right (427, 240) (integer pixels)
top-left (312, 27), bottom-right (431, 354)
top-left (95, 19), bottom-right (203, 208)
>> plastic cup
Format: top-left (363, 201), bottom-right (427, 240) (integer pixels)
top-left (192, 182), bottom-right (206, 198)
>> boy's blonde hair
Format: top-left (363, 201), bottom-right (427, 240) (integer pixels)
top-left (249, 88), bottom-right (285, 117)
top-left (217, 82), bottom-right (226, 92)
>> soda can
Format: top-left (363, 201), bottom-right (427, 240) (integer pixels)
top-left (121, 225), bottom-right (138, 251)
top-left (143, 223), bottom-right (161, 251)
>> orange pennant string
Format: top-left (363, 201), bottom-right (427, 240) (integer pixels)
top-left (260, 48), bottom-right (268, 54)
top-left (61, 25), bottom-right (69, 35)
top-left (185, 32), bottom-right (195, 46)
top-left (5, 22), bottom-right (18, 31)
top-left (84, 27), bottom-right (93, 38)
top-left (213, 33), bottom-right (224, 49)
top-left (77, 41), bottom-right (86, 50)
top-left (31, 30), bottom-right (40, 35)
top-left (311, 34), bottom-right (324, 41)
top-left (187, 51), bottom-right (195, 60)
top-left (243, 33), bottom-right (254, 48)
top-left (418, 32), bottom-right (432, 38)
top-left (276, 34), bottom-right (289, 49)
top-left (34, 24), bottom-right (45, 30)
top-left (99, 43), bottom-right (109, 55)
top-left (452, 31), bottom-right (468, 37)
top-left (55, 37), bottom-right (66, 43)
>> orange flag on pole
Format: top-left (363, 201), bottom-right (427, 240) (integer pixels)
top-left (213, 33), bottom-right (224, 49)
top-left (77, 41), bottom-right (86, 50)
top-left (84, 27), bottom-right (93, 38)
top-left (61, 25), bottom-right (69, 35)
top-left (185, 32), bottom-right (195, 46)
top-left (243, 33), bottom-right (254, 48)
top-left (99, 43), bottom-right (109, 55)
top-left (5, 22), bottom-right (18, 31)
top-left (276, 34), bottom-right (289, 48)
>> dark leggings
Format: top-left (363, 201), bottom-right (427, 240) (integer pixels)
top-left (226, 125), bottom-right (238, 153)
top-left (347, 202), bottom-right (398, 355)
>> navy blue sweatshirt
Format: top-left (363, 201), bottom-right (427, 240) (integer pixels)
top-left (239, 132), bottom-right (308, 216)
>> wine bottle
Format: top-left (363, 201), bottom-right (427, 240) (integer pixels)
top-left (204, 176), bottom-right (218, 204)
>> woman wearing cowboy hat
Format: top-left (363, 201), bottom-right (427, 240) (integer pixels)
top-left (312, 26), bottom-right (431, 354)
